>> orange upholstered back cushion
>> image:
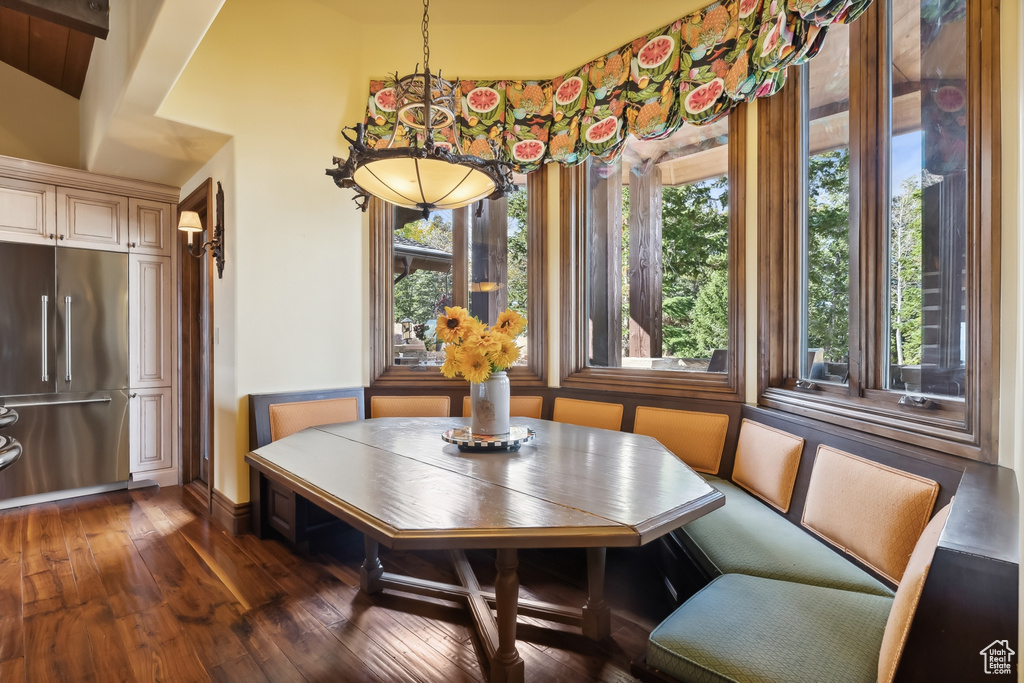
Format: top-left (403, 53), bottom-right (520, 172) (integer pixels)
top-left (269, 397), bottom-right (360, 441)
top-left (633, 407), bottom-right (729, 474)
top-left (801, 446), bottom-right (939, 584)
top-left (878, 503), bottom-right (952, 683)
top-left (552, 397), bottom-right (623, 431)
top-left (731, 419), bottom-right (805, 512)
top-left (463, 395), bottom-right (543, 419)
top-left (370, 395), bottom-right (450, 418)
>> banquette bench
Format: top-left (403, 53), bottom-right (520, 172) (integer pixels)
top-left (247, 387), bottom-right (1018, 681)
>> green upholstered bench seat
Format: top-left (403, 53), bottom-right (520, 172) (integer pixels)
top-left (679, 476), bottom-right (894, 597)
top-left (647, 573), bottom-right (893, 683)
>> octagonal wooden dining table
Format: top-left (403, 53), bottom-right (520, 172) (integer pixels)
top-left (245, 416), bottom-right (724, 683)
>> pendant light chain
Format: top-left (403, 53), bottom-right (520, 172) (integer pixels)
top-left (421, 0), bottom-right (433, 150)
top-left (422, 0), bottom-right (430, 75)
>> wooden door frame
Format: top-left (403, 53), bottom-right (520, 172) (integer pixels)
top-left (177, 178), bottom-right (215, 511)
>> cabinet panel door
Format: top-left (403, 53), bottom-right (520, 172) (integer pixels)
top-left (129, 199), bottom-right (172, 256)
top-left (130, 387), bottom-right (173, 473)
top-left (57, 187), bottom-right (129, 251)
top-left (129, 255), bottom-right (172, 387)
top-left (0, 177), bottom-right (56, 245)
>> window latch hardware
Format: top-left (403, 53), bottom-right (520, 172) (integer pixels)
top-left (795, 380), bottom-right (819, 392)
top-left (898, 394), bottom-right (936, 410)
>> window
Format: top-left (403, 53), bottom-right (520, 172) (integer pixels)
top-left (370, 170), bottom-right (546, 385)
top-left (759, 0), bottom-right (1001, 460)
top-left (561, 110), bottom-right (745, 397)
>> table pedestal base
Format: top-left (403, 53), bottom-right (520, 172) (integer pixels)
top-left (364, 541), bottom-right (612, 683)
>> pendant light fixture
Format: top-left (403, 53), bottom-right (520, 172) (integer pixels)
top-left (326, 0), bottom-right (515, 218)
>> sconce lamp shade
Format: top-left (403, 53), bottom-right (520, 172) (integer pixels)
top-left (178, 211), bottom-right (204, 245)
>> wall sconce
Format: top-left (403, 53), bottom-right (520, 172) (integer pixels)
top-left (178, 181), bottom-right (226, 279)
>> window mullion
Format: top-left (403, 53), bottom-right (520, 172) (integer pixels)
top-left (452, 207), bottom-right (469, 309)
top-left (849, 0), bottom-right (890, 397)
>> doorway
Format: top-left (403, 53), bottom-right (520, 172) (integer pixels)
top-left (178, 178), bottom-right (214, 511)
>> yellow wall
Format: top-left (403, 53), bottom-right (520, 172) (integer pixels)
top-left (0, 62), bottom-right (80, 168)
top-left (160, 0), bottom-right (369, 502)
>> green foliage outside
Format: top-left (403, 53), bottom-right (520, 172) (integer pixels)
top-left (658, 176), bottom-right (729, 358)
top-left (889, 178), bottom-right (923, 365)
top-left (505, 190), bottom-right (529, 318)
top-left (393, 214), bottom-right (453, 341)
top-left (806, 150), bottom-right (851, 363)
top-left (805, 149), bottom-right (923, 370)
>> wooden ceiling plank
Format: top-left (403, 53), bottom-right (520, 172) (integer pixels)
top-left (0, 0), bottom-right (107, 40)
top-left (0, 7), bottom-right (30, 72)
top-left (61, 29), bottom-right (93, 98)
top-left (27, 14), bottom-right (68, 91)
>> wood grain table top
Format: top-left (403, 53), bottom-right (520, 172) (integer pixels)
top-left (245, 417), bottom-right (724, 550)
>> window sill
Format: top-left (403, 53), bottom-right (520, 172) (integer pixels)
top-left (759, 386), bottom-right (982, 461)
top-left (561, 366), bottom-right (742, 401)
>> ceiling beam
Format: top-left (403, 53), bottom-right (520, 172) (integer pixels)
top-left (0, 0), bottom-right (107, 39)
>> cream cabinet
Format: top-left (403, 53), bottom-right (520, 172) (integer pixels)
top-left (129, 255), bottom-right (173, 387)
top-left (129, 388), bottom-right (174, 473)
top-left (129, 199), bottom-right (173, 256)
top-left (0, 177), bottom-right (56, 245)
top-left (56, 187), bottom-right (129, 251)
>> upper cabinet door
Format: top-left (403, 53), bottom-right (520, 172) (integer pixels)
top-left (0, 177), bottom-right (56, 245)
top-left (128, 199), bottom-right (173, 256)
top-left (57, 187), bottom-right (129, 251)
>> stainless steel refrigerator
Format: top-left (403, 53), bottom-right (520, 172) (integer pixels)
top-left (0, 242), bottom-right (130, 502)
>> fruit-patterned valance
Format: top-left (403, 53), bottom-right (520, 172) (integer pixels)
top-left (362, 0), bottom-right (871, 172)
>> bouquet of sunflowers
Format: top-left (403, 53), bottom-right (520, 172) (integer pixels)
top-left (436, 306), bottom-right (526, 383)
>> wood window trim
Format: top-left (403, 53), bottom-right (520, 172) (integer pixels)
top-left (757, 0), bottom-right (1001, 462)
top-left (559, 107), bottom-right (747, 400)
top-left (368, 169), bottom-right (548, 388)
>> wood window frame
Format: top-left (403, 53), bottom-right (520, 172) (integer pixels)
top-left (368, 168), bottom-right (548, 388)
top-left (559, 107), bottom-right (747, 400)
top-left (757, 0), bottom-right (1001, 461)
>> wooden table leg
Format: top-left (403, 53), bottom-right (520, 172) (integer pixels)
top-left (360, 535), bottom-right (384, 594)
top-left (491, 548), bottom-right (524, 683)
top-left (249, 470), bottom-right (265, 538)
top-left (582, 547), bottom-right (611, 640)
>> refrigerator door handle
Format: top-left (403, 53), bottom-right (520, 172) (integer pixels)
top-left (41, 295), bottom-right (49, 382)
top-left (4, 397), bottom-right (112, 408)
top-left (64, 295), bottom-right (72, 383)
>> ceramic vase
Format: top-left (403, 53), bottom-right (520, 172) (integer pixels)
top-left (470, 371), bottom-right (510, 437)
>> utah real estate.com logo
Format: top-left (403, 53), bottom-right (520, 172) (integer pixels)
top-left (980, 640), bottom-right (1015, 675)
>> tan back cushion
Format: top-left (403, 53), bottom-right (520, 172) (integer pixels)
top-left (878, 503), bottom-right (952, 683)
top-left (633, 407), bottom-right (729, 474)
top-left (731, 419), bottom-right (805, 512)
top-left (509, 396), bottom-right (544, 419)
top-left (801, 446), bottom-right (939, 583)
top-left (370, 395), bottom-right (450, 418)
top-left (552, 397), bottom-right (623, 431)
top-left (269, 397), bottom-right (360, 441)
top-left (464, 395), bottom-right (543, 419)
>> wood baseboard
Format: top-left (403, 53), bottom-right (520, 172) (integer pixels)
top-left (181, 480), bottom-right (251, 536)
top-left (212, 488), bottom-right (251, 536)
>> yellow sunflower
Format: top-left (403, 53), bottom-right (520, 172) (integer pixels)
top-left (495, 309), bottom-right (526, 337)
top-left (460, 349), bottom-right (492, 384)
top-left (440, 343), bottom-right (463, 379)
top-left (436, 306), bottom-right (472, 343)
top-left (467, 329), bottom-right (503, 354)
top-left (492, 338), bottom-right (521, 368)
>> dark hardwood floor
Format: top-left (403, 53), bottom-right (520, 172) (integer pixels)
top-left (0, 485), bottom-right (677, 682)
